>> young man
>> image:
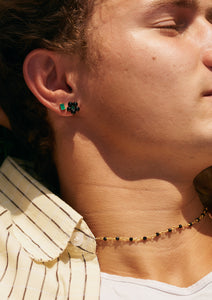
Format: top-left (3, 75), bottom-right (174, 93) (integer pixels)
top-left (0, 0), bottom-right (212, 299)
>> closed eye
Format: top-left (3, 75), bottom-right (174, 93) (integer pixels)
top-left (153, 20), bottom-right (188, 35)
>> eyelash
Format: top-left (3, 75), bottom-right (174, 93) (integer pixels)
top-left (155, 22), bottom-right (186, 33)
top-left (158, 25), bottom-right (177, 29)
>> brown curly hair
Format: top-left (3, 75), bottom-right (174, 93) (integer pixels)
top-left (0, 0), bottom-right (95, 189)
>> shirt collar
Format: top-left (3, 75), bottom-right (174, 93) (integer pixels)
top-left (0, 157), bottom-right (96, 262)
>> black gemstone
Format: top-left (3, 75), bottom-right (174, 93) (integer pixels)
top-left (179, 224), bottom-right (183, 229)
top-left (189, 222), bottom-right (193, 227)
top-left (201, 213), bottom-right (205, 217)
top-left (195, 218), bottom-right (200, 222)
top-left (103, 237), bottom-right (107, 241)
top-left (129, 237), bottom-right (133, 242)
top-left (168, 228), bottom-right (172, 233)
top-left (156, 232), bottom-right (160, 237)
top-left (67, 102), bottom-right (79, 114)
top-left (67, 106), bottom-right (75, 113)
top-left (143, 236), bottom-right (147, 241)
top-left (116, 237), bottom-right (120, 241)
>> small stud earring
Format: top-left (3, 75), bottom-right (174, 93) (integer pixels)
top-left (59, 103), bottom-right (66, 111)
top-left (67, 102), bottom-right (80, 114)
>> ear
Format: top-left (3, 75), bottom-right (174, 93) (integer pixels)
top-left (23, 49), bottom-right (79, 115)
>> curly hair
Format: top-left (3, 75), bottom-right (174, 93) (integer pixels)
top-left (0, 0), bottom-right (95, 189)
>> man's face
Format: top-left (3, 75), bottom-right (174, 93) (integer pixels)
top-left (78, 0), bottom-right (212, 164)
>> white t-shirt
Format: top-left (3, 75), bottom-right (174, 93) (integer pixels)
top-left (100, 272), bottom-right (212, 299)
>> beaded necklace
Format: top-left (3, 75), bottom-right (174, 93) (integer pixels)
top-left (95, 207), bottom-right (208, 243)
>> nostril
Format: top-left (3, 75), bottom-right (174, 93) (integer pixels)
top-left (203, 91), bottom-right (212, 97)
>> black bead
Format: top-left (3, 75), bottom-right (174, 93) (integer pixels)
top-left (103, 237), bottom-right (107, 241)
top-left (178, 224), bottom-right (183, 229)
top-left (189, 222), bottom-right (193, 227)
top-left (67, 106), bottom-right (76, 114)
top-left (156, 232), bottom-right (160, 237)
top-left (195, 218), bottom-right (200, 222)
top-left (129, 237), bottom-right (133, 242)
top-left (168, 228), bottom-right (172, 233)
top-left (116, 237), bottom-right (120, 241)
top-left (143, 236), bottom-right (147, 241)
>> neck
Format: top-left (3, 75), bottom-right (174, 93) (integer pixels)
top-left (55, 133), bottom-right (212, 287)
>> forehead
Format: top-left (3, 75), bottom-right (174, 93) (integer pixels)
top-left (94, 0), bottom-right (206, 11)
top-left (90, 0), bottom-right (212, 28)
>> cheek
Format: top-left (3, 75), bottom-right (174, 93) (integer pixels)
top-left (84, 29), bottom-right (200, 145)
top-left (93, 34), bottom-right (195, 109)
top-left (122, 34), bottom-right (196, 89)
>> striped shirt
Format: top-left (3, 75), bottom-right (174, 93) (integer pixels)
top-left (0, 157), bottom-right (100, 299)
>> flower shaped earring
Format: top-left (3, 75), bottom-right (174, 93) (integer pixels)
top-left (67, 102), bottom-right (80, 114)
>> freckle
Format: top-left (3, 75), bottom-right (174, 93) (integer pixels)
top-left (152, 56), bottom-right (156, 61)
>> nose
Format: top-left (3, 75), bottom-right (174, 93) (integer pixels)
top-left (200, 20), bottom-right (212, 69)
top-left (202, 49), bottom-right (212, 69)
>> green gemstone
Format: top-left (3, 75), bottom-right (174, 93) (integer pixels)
top-left (60, 103), bottom-right (66, 111)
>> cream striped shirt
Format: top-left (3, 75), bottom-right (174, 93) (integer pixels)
top-left (0, 157), bottom-right (100, 299)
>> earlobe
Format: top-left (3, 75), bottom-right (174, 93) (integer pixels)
top-left (23, 49), bottom-right (78, 115)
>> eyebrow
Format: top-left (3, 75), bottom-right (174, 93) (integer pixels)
top-left (145, 0), bottom-right (200, 10)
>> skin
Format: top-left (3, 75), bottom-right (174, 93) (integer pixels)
top-left (23, 0), bottom-right (212, 288)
